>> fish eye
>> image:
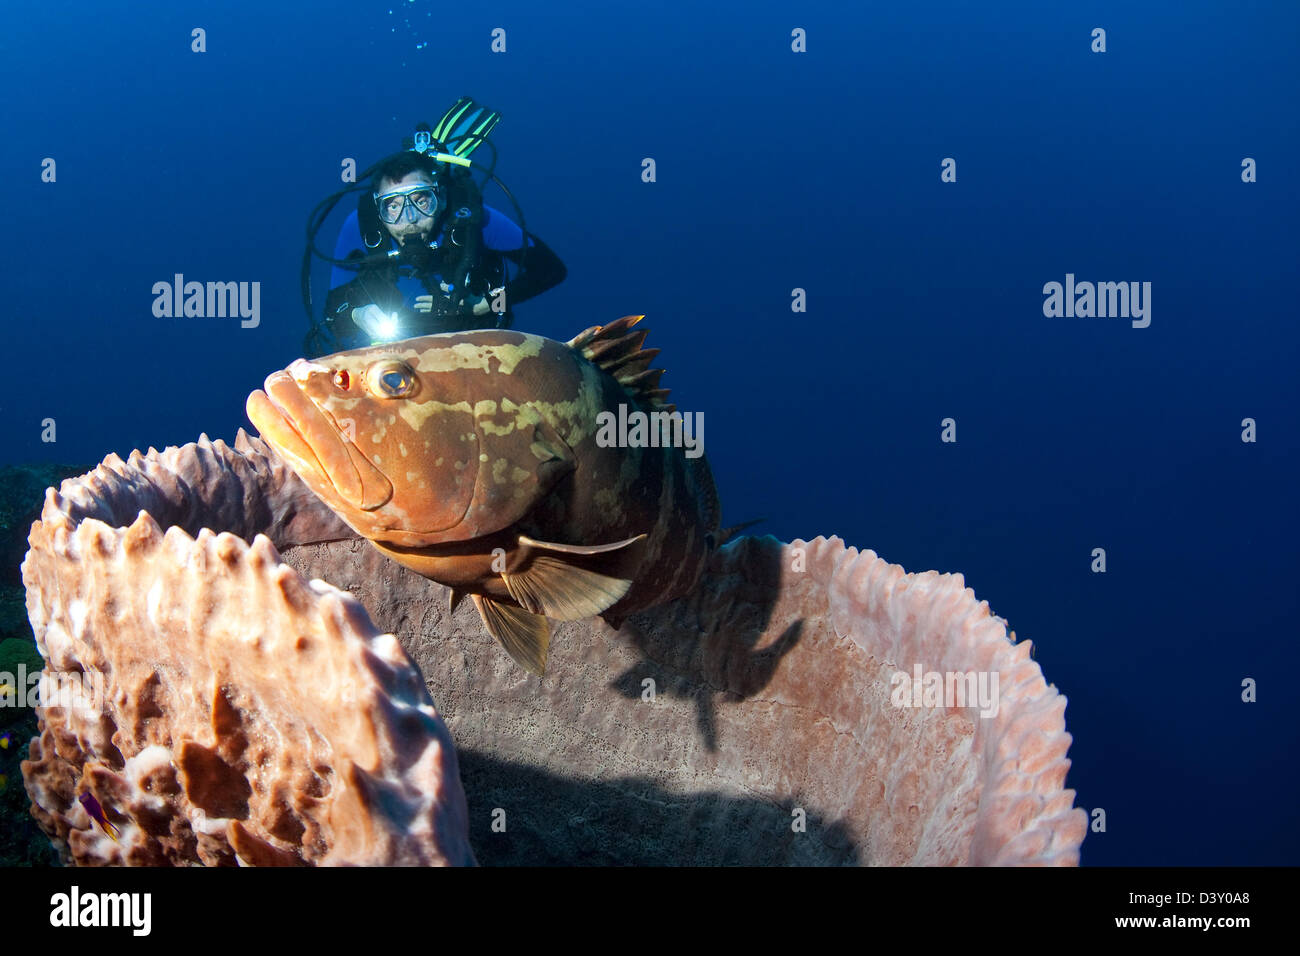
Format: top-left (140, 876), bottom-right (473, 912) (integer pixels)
top-left (367, 361), bottom-right (418, 398)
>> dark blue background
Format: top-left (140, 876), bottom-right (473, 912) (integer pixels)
top-left (1, 0), bottom-right (1296, 865)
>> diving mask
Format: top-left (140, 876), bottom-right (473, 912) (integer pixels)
top-left (375, 182), bottom-right (440, 225)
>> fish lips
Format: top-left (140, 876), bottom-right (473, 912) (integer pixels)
top-left (246, 372), bottom-right (393, 512)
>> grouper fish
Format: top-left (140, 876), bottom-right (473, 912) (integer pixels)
top-left (246, 316), bottom-right (720, 675)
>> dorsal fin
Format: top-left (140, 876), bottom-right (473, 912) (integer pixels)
top-left (566, 315), bottom-right (675, 412)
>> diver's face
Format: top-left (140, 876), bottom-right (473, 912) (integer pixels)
top-left (377, 171), bottom-right (437, 245)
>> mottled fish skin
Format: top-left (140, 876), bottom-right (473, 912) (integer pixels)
top-left (247, 318), bottom-right (720, 671)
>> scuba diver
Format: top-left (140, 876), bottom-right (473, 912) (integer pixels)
top-left (302, 97), bottom-right (566, 355)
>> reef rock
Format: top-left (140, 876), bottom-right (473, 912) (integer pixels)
top-left (20, 432), bottom-right (1085, 865)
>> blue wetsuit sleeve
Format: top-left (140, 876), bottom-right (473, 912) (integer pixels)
top-left (480, 206), bottom-right (566, 307)
top-left (329, 210), bottom-right (365, 289)
top-left (481, 205), bottom-right (534, 253)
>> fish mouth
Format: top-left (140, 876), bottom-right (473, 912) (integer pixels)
top-left (246, 372), bottom-right (393, 511)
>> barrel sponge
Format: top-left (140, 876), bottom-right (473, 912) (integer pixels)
top-left (19, 432), bottom-right (1085, 865)
top-left (21, 454), bottom-right (473, 865)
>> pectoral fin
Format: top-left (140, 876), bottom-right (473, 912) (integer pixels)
top-left (501, 533), bottom-right (646, 621)
top-left (472, 594), bottom-right (551, 675)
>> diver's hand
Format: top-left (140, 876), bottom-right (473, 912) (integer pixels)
top-left (352, 304), bottom-right (401, 342)
top-left (352, 304), bottom-right (384, 326)
top-left (415, 291), bottom-right (489, 316)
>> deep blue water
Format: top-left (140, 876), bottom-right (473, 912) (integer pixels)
top-left (1, 0), bottom-right (1296, 865)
